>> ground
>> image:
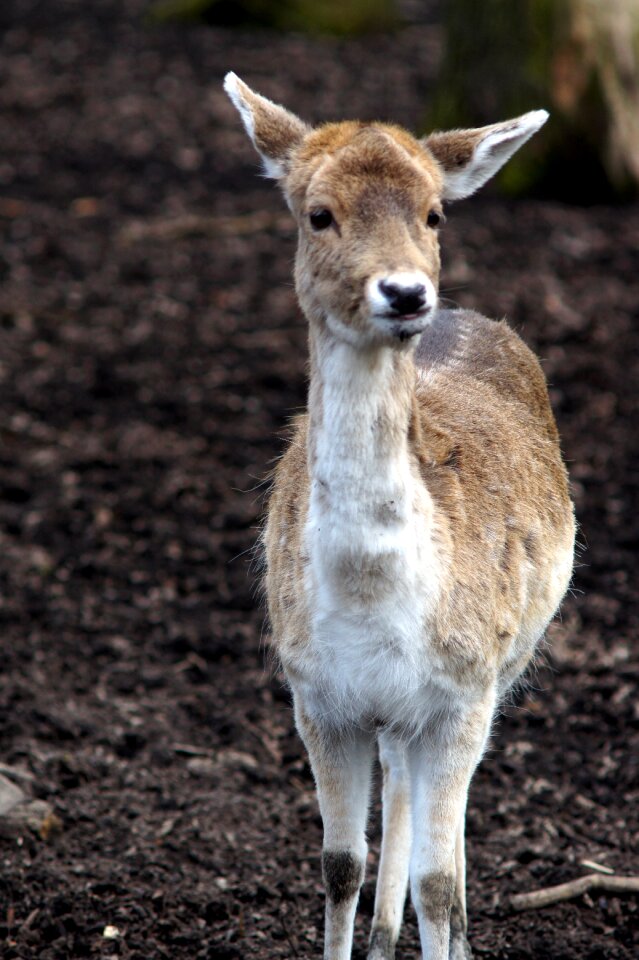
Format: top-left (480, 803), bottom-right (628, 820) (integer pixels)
top-left (0, 2), bottom-right (637, 958)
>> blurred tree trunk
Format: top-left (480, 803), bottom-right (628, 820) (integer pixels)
top-left (428, 0), bottom-right (639, 200)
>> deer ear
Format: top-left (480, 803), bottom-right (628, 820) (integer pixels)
top-left (422, 111), bottom-right (549, 201)
top-left (224, 72), bottom-right (311, 179)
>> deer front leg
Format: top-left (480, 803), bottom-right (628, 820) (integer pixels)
top-left (408, 692), bottom-right (495, 960)
top-left (294, 694), bottom-right (375, 960)
top-left (368, 730), bottom-right (411, 960)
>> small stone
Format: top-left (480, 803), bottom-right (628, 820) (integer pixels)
top-left (0, 795), bottom-right (62, 841)
top-left (218, 749), bottom-right (258, 772)
top-left (0, 774), bottom-right (25, 816)
top-left (186, 757), bottom-right (218, 776)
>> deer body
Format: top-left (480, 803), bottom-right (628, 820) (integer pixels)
top-left (225, 73), bottom-right (575, 960)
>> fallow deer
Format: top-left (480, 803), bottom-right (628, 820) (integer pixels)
top-left (224, 72), bottom-right (575, 960)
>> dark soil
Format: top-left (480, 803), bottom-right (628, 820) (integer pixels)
top-left (0, 2), bottom-right (637, 958)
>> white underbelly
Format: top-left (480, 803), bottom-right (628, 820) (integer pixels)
top-left (307, 608), bottom-right (448, 731)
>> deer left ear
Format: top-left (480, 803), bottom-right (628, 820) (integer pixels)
top-left (224, 72), bottom-right (311, 179)
top-left (422, 110), bottom-right (549, 201)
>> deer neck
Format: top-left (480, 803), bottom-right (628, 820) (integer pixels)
top-left (307, 322), bottom-right (423, 535)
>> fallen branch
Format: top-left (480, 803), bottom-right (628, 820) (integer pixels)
top-left (510, 873), bottom-right (639, 912)
top-left (117, 210), bottom-right (293, 244)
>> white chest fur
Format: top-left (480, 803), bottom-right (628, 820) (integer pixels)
top-left (303, 338), bottom-right (443, 728)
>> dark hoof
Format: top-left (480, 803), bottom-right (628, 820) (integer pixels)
top-left (368, 925), bottom-right (395, 960)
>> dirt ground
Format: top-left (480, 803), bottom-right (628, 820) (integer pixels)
top-left (0, 2), bottom-right (638, 958)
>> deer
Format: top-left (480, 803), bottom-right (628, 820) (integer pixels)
top-left (224, 72), bottom-right (575, 960)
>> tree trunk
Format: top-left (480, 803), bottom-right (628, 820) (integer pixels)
top-left (428, 0), bottom-right (639, 200)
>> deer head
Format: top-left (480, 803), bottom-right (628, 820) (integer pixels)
top-left (225, 73), bottom-right (547, 348)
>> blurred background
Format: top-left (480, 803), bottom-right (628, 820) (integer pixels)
top-left (0, 2), bottom-right (637, 958)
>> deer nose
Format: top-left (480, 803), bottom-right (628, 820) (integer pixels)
top-left (378, 279), bottom-right (427, 316)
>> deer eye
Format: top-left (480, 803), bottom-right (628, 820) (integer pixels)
top-left (310, 209), bottom-right (333, 231)
top-left (427, 210), bottom-right (441, 228)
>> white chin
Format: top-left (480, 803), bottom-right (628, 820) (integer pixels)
top-left (372, 312), bottom-right (433, 343)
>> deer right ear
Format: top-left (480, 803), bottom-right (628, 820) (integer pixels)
top-left (224, 72), bottom-right (310, 179)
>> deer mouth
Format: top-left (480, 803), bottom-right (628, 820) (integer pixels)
top-left (383, 312), bottom-right (433, 342)
top-left (382, 308), bottom-right (431, 322)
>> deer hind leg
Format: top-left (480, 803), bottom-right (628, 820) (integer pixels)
top-left (408, 692), bottom-right (495, 960)
top-left (293, 694), bottom-right (375, 960)
top-left (368, 730), bottom-right (411, 960)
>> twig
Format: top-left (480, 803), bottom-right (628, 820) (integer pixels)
top-left (510, 874), bottom-right (639, 911)
top-left (278, 906), bottom-right (299, 959)
top-left (580, 858), bottom-right (614, 875)
top-left (242, 718), bottom-right (283, 766)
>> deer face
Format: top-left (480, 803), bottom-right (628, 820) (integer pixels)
top-left (291, 125), bottom-right (443, 346)
top-left (224, 72), bottom-right (548, 348)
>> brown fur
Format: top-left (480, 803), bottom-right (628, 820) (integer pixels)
top-left (423, 128), bottom-right (486, 171)
top-left (229, 75), bottom-right (310, 168)
top-left (419, 871), bottom-right (456, 924)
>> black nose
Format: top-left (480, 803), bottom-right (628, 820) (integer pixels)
top-left (379, 280), bottom-right (427, 316)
